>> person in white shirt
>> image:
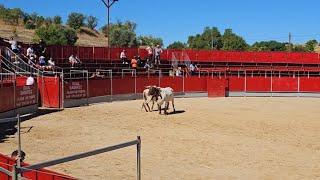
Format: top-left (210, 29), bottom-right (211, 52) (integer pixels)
top-left (26, 74), bottom-right (35, 86)
top-left (4, 37), bottom-right (18, 53)
top-left (120, 50), bottom-right (128, 64)
top-left (69, 54), bottom-right (77, 68)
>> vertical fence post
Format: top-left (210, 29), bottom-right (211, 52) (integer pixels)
top-left (17, 114), bottom-right (21, 169)
top-left (271, 71), bottom-right (273, 97)
top-left (137, 136), bottom-right (141, 180)
top-left (110, 70), bottom-right (113, 101)
top-left (61, 71), bottom-right (65, 109)
top-left (12, 165), bottom-right (17, 180)
top-left (86, 71), bottom-right (89, 105)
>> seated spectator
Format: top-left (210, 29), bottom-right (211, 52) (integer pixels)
top-left (11, 150), bottom-right (26, 163)
top-left (46, 58), bottom-right (55, 70)
top-left (27, 45), bottom-right (37, 65)
top-left (120, 50), bottom-right (128, 64)
top-left (189, 63), bottom-right (198, 76)
top-left (69, 54), bottom-right (77, 68)
top-left (90, 71), bottom-right (105, 78)
top-left (39, 55), bottom-right (46, 67)
top-left (75, 55), bottom-right (82, 64)
top-left (131, 56), bottom-right (138, 69)
top-left (144, 58), bottom-right (151, 70)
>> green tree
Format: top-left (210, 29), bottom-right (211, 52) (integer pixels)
top-left (35, 24), bottom-right (78, 45)
top-left (86, 15), bottom-right (98, 30)
top-left (187, 27), bottom-right (222, 49)
top-left (138, 35), bottom-right (163, 47)
top-left (305, 39), bottom-right (318, 52)
top-left (221, 29), bottom-right (248, 51)
top-left (251, 41), bottom-right (287, 51)
top-left (167, 41), bottom-right (187, 49)
top-left (67, 12), bottom-right (85, 30)
top-left (292, 45), bottom-right (307, 52)
top-left (53, 16), bottom-right (62, 25)
top-left (102, 21), bottom-right (138, 47)
top-left (44, 17), bottom-right (53, 27)
top-left (0, 7), bottom-right (23, 25)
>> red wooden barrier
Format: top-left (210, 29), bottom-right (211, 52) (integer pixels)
top-left (112, 77), bottom-right (135, 94)
top-left (272, 77), bottom-right (298, 92)
top-left (38, 76), bottom-right (62, 108)
top-left (207, 78), bottom-right (226, 97)
top-left (15, 84), bottom-right (37, 108)
top-left (88, 79), bottom-right (111, 97)
top-left (299, 77), bottom-right (320, 92)
top-left (0, 153), bottom-right (75, 180)
top-left (246, 77), bottom-right (271, 92)
top-left (184, 77), bottom-right (207, 92)
top-left (135, 77), bottom-right (159, 93)
top-left (228, 77), bottom-right (245, 91)
top-left (64, 80), bottom-right (87, 99)
top-left (0, 86), bottom-right (14, 113)
top-left (159, 77), bottom-right (183, 92)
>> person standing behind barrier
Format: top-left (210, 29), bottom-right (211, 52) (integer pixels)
top-left (26, 73), bottom-right (35, 86)
top-left (131, 56), bottom-right (138, 69)
top-left (154, 45), bottom-right (163, 66)
top-left (120, 50), bottom-right (128, 64)
top-left (11, 150), bottom-right (26, 163)
top-left (4, 37), bottom-right (19, 53)
top-left (37, 39), bottom-right (46, 57)
top-left (146, 46), bottom-right (153, 66)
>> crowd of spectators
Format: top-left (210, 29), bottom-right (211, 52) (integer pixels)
top-left (2, 37), bottom-right (57, 71)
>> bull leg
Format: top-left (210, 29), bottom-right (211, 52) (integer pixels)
top-left (165, 102), bottom-right (169, 115)
top-left (151, 101), bottom-right (155, 111)
top-left (172, 99), bottom-right (176, 113)
top-left (158, 104), bottom-right (161, 114)
top-left (142, 103), bottom-right (149, 112)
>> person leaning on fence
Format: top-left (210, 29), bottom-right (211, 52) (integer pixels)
top-left (154, 45), bottom-right (163, 65)
top-left (11, 150), bottom-right (26, 163)
top-left (4, 37), bottom-right (19, 53)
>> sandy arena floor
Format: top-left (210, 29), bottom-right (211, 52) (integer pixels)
top-left (1, 97), bottom-right (320, 179)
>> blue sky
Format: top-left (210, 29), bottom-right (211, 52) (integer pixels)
top-left (2, 0), bottom-right (320, 46)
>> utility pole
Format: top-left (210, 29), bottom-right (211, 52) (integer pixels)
top-left (101, 0), bottom-right (119, 61)
top-left (289, 32), bottom-right (292, 52)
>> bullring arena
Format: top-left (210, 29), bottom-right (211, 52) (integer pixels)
top-left (0, 97), bottom-right (320, 179)
top-left (1, 45), bottom-right (320, 179)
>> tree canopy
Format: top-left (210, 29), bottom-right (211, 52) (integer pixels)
top-left (167, 41), bottom-right (187, 49)
top-left (102, 21), bottom-right (138, 47)
top-left (138, 35), bottom-right (163, 47)
top-left (35, 24), bottom-right (78, 45)
top-left (67, 12), bottom-right (85, 30)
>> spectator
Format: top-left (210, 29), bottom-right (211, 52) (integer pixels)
top-left (11, 150), bottom-right (26, 163)
top-left (47, 58), bottom-right (55, 70)
top-left (75, 55), bottom-right (82, 64)
top-left (37, 39), bottom-right (46, 56)
top-left (27, 45), bottom-right (37, 65)
top-left (69, 54), bottom-right (77, 68)
top-left (154, 45), bottom-right (163, 65)
top-left (90, 71), bottom-right (105, 78)
top-left (120, 50), bottom-right (128, 64)
top-left (4, 37), bottom-right (19, 53)
top-left (39, 55), bottom-right (46, 67)
top-left (146, 46), bottom-right (153, 64)
top-left (26, 74), bottom-right (35, 86)
top-left (144, 59), bottom-right (151, 70)
top-left (131, 56), bottom-right (138, 69)
top-left (189, 63), bottom-right (198, 76)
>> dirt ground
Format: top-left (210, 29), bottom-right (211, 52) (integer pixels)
top-left (1, 97), bottom-right (320, 180)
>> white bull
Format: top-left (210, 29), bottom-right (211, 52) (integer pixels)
top-left (141, 86), bottom-right (157, 112)
top-left (149, 86), bottom-right (175, 115)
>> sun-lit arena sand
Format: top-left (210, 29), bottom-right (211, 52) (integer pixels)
top-left (1, 97), bottom-right (320, 179)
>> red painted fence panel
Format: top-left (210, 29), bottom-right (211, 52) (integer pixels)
top-left (0, 86), bottom-right (14, 113)
top-left (207, 78), bottom-right (226, 97)
top-left (112, 77), bottom-right (135, 94)
top-left (228, 77), bottom-right (245, 91)
top-left (88, 79), bottom-right (111, 97)
top-left (246, 77), bottom-right (271, 92)
top-left (38, 76), bottom-right (62, 108)
top-left (299, 77), bottom-right (320, 92)
top-left (272, 77), bottom-right (298, 92)
top-left (159, 77), bottom-right (183, 92)
top-left (136, 77), bottom-right (159, 93)
top-left (184, 77), bottom-right (207, 92)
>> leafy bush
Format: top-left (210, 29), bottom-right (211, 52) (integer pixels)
top-left (35, 24), bottom-right (78, 45)
top-left (67, 12), bottom-right (85, 30)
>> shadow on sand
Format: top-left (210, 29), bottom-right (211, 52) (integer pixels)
top-left (0, 108), bottom-right (63, 143)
